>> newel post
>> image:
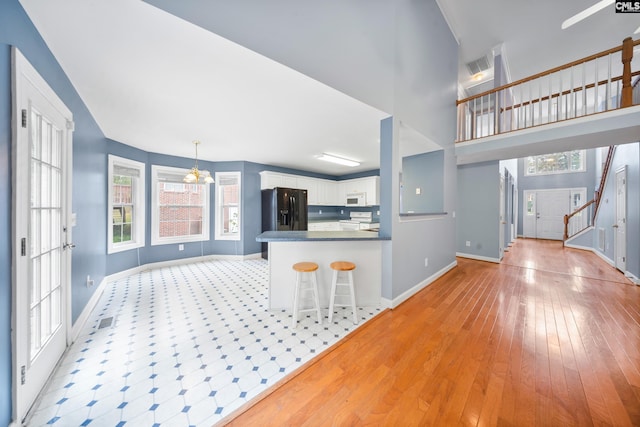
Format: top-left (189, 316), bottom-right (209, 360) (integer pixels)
top-left (621, 37), bottom-right (633, 108)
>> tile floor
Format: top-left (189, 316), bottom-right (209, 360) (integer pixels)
top-left (27, 259), bottom-right (382, 426)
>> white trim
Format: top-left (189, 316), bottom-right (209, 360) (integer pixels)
top-left (564, 225), bottom-right (594, 244)
top-left (456, 252), bottom-right (501, 263)
top-left (624, 272), bottom-right (640, 285)
top-left (563, 244), bottom-right (616, 268)
top-left (70, 277), bottom-right (109, 342)
top-left (107, 155), bottom-right (146, 254)
top-left (390, 261), bottom-right (457, 308)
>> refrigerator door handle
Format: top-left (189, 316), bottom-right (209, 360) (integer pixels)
top-left (290, 196), bottom-right (295, 230)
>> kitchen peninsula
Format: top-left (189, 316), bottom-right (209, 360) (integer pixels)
top-left (256, 231), bottom-right (389, 311)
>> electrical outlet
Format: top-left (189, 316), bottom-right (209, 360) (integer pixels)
top-left (452, 211), bottom-right (456, 218)
top-left (179, 244), bottom-right (184, 251)
top-left (319, 209), bottom-right (322, 215)
top-left (86, 275), bottom-right (94, 287)
top-left (424, 258), bottom-right (428, 267)
top-left (466, 241), bottom-right (471, 247)
top-left (341, 210), bottom-right (344, 214)
top-left (416, 188), bottom-right (421, 195)
top-left (376, 210), bottom-right (380, 215)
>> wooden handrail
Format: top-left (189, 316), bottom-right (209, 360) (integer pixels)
top-left (457, 37), bottom-right (640, 106)
top-left (563, 199), bottom-right (595, 241)
top-left (563, 146), bottom-right (616, 243)
top-left (501, 71), bottom-right (640, 112)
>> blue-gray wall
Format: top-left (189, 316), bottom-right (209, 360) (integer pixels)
top-left (592, 143), bottom-right (639, 278)
top-left (1, 2), bottom-right (110, 423)
top-left (456, 161), bottom-right (501, 259)
top-left (0, 43), bottom-right (13, 426)
top-left (384, 0), bottom-right (458, 303)
top-left (516, 149), bottom-right (596, 236)
top-left (401, 150), bottom-right (444, 213)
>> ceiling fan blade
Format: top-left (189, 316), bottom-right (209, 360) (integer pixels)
top-left (561, 0), bottom-right (614, 30)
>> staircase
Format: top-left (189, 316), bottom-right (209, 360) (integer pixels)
top-left (563, 145), bottom-right (616, 243)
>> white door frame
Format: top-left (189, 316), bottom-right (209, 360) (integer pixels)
top-left (11, 47), bottom-right (74, 424)
top-left (522, 187), bottom-right (585, 240)
top-left (614, 166), bottom-right (627, 272)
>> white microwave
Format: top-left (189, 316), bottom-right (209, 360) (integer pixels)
top-left (345, 192), bottom-right (366, 207)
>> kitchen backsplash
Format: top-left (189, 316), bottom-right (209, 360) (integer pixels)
top-left (308, 205), bottom-right (380, 222)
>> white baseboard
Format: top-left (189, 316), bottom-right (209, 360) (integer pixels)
top-left (563, 242), bottom-right (594, 252)
top-left (380, 297), bottom-right (392, 309)
top-left (625, 271), bottom-right (640, 285)
top-left (70, 252), bottom-right (263, 342)
top-left (390, 261), bottom-right (457, 308)
top-left (71, 277), bottom-right (109, 342)
top-left (456, 252), bottom-right (501, 263)
top-left (592, 248), bottom-right (615, 267)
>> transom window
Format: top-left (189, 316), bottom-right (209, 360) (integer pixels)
top-left (215, 172), bottom-right (241, 241)
top-left (151, 165), bottom-right (210, 245)
top-left (108, 155), bottom-right (145, 254)
top-left (525, 150), bottom-right (585, 176)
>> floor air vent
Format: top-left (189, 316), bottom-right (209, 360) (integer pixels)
top-left (98, 317), bottom-right (114, 329)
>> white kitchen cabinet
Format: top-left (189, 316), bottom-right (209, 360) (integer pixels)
top-left (259, 171), bottom-right (298, 190)
top-left (337, 176), bottom-right (379, 206)
top-left (296, 176), bottom-right (318, 204)
top-left (260, 171), bottom-right (379, 206)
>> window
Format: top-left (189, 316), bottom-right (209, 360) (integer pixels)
top-left (151, 165), bottom-right (210, 245)
top-left (215, 172), bottom-right (241, 240)
top-left (525, 150), bottom-right (585, 176)
top-left (108, 155), bottom-right (145, 254)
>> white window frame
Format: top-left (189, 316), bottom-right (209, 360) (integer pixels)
top-left (108, 155), bottom-right (146, 254)
top-left (151, 164), bottom-right (210, 246)
top-left (524, 150), bottom-right (586, 176)
top-left (215, 171), bottom-right (241, 241)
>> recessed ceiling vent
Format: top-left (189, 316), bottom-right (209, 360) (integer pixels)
top-left (466, 55), bottom-right (492, 75)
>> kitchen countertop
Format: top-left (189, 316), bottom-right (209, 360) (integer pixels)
top-left (256, 230), bottom-right (389, 242)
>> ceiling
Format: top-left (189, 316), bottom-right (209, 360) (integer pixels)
top-left (439, 0), bottom-right (640, 97)
top-left (19, 0), bottom-right (640, 174)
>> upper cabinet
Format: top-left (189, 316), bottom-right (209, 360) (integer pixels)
top-left (337, 176), bottom-right (379, 206)
top-left (260, 171), bottom-right (378, 206)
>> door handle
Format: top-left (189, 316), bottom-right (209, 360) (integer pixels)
top-left (612, 224), bottom-right (619, 228)
top-left (63, 242), bottom-right (76, 250)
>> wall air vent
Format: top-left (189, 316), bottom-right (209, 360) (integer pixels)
top-left (466, 55), bottom-right (492, 75)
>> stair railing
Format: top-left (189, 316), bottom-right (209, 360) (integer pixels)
top-left (457, 37), bottom-right (639, 143)
top-left (563, 145), bottom-right (616, 243)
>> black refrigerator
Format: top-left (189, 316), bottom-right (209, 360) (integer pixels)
top-left (261, 187), bottom-right (308, 259)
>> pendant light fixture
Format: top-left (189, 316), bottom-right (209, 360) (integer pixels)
top-left (184, 140), bottom-right (214, 184)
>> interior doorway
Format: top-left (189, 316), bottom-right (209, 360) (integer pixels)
top-left (615, 166), bottom-right (627, 272)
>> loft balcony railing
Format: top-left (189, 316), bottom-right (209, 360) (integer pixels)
top-left (456, 37), bottom-right (639, 143)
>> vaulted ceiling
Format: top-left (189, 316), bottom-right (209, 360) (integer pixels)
top-left (19, 0), bottom-right (640, 174)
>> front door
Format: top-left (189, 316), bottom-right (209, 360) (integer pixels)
top-left (12, 48), bottom-right (73, 423)
top-left (615, 167), bottom-right (627, 272)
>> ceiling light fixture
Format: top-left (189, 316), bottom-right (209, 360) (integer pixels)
top-left (561, 0), bottom-right (613, 30)
top-left (316, 153), bottom-right (360, 167)
top-left (184, 140), bottom-right (214, 184)
top-left (472, 72), bottom-right (484, 82)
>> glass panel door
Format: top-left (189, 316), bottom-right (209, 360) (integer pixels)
top-left (29, 108), bottom-right (63, 363)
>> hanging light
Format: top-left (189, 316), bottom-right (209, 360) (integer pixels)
top-left (184, 140), bottom-right (214, 184)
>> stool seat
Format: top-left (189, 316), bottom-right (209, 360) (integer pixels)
top-left (291, 261), bottom-right (322, 328)
top-left (329, 261), bottom-right (356, 271)
top-left (328, 261), bottom-right (358, 324)
top-left (293, 262), bottom-right (319, 273)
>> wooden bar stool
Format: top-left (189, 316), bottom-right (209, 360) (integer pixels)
top-left (291, 262), bottom-right (322, 328)
top-left (328, 261), bottom-right (358, 324)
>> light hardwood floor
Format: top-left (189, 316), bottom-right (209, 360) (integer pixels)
top-left (225, 239), bottom-right (640, 426)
